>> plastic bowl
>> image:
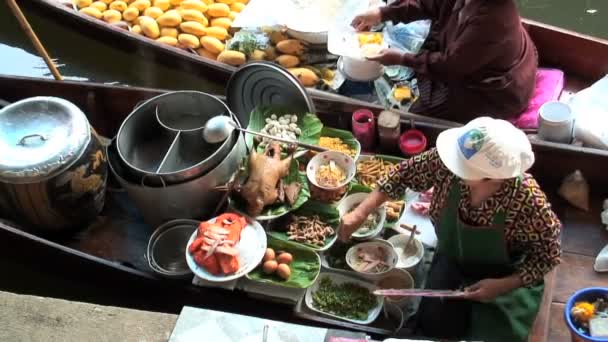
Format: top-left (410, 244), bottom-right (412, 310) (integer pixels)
top-left (377, 268), bottom-right (415, 306)
top-left (346, 239), bottom-right (398, 277)
top-left (337, 192), bottom-right (386, 240)
top-left (564, 287), bottom-right (608, 342)
top-left (306, 151), bottom-right (356, 190)
top-left (399, 129), bottom-right (427, 156)
top-left (387, 233), bottom-right (424, 274)
top-left (339, 56), bottom-right (384, 82)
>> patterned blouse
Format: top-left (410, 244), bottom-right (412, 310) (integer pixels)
top-left (378, 148), bottom-right (561, 286)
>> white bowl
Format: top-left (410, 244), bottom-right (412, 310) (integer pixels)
top-left (387, 233), bottom-right (424, 274)
top-left (338, 56), bottom-right (384, 82)
top-left (346, 240), bottom-right (398, 277)
top-left (306, 151), bottom-right (356, 190)
top-left (337, 192), bottom-right (386, 240)
top-left (376, 268), bottom-right (415, 307)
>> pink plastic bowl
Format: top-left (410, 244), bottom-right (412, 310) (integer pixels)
top-left (399, 129), bottom-right (427, 156)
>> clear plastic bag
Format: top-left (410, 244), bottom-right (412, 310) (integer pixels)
top-left (383, 20), bottom-right (431, 54)
top-left (570, 75), bottom-right (608, 150)
top-left (558, 170), bottom-right (590, 211)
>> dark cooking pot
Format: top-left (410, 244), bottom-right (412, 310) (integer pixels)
top-left (0, 97), bottom-right (107, 233)
top-left (116, 91), bottom-right (237, 186)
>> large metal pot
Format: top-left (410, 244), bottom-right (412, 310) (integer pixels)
top-left (0, 97), bottom-right (107, 232)
top-left (116, 91), bottom-right (236, 185)
top-left (107, 132), bottom-right (246, 227)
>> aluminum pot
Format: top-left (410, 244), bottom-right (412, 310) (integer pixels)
top-left (116, 91), bottom-right (236, 185)
top-left (0, 97), bottom-right (107, 232)
top-left (107, 133), bottom-right (246, 227)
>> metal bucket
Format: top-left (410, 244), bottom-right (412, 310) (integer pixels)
top-left (107, 133), bottom-right (246, 227)
top-left (116, 91), bottom-right (236, 185)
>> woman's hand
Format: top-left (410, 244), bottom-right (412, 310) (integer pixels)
top-left (351, 7), bottom-right (382, 31)
top-left (338, 209), bottom-right (367, 242)
top-left (463, 275), bottom-right (524, 302)
top-left (366, 48), bottom-right (406, 66)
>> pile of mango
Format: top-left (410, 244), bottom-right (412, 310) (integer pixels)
top-left (74, 0), bottom-right (246, 62)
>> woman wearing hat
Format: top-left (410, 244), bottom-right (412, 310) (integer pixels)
top-left (351, 0), bottom-right (537, 123)
top-left (339, 118), bottom-right (561, 341)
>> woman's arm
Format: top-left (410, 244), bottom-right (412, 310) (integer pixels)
top-left (379, 0), bottom-right (440, 24)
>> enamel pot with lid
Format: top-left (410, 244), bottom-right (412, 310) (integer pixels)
top-left (0, 97), bottom-right (107, 233)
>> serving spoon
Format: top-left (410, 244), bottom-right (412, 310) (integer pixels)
top-left (203, 115), bottom-right (329, 153)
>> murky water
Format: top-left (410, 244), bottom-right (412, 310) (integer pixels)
top-left (0, 1), bottom-right (605, 88)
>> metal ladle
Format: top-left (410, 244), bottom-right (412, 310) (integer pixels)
top-left (203, 115), bottom-right (329, 153)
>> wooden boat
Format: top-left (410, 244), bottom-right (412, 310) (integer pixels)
top-left (1, 74), bottom-right (607, 340)
top-left (24, 0), bottom-right (608, 115)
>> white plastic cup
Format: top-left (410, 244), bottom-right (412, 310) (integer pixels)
top-left (538, 101), bottom-right (575, 144)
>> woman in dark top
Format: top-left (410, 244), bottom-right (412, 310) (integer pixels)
top-left (352, 0), bottom-right (538, 123)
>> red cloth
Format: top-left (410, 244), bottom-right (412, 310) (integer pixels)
top-left (381, 0), bottom-right (538, 122)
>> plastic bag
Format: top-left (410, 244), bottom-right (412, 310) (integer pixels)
top-left (383, 20), bottom-right (431, 54)
top-left (570, 75), bottom-right (608, 150)
top-left (558, 170), bottom-right (590, 211)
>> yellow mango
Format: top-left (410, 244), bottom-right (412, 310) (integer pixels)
top-left (170, 0), bottom-right (183, 5)
top-left (180, 21), bottom-right (207, 36)
top-left (153, 0), bottom-right (171, 11)
top-left (217, 50), bottom-right (246, 66)
top-left (139, 16), bottom-right (160, 38)
top-left (269, 30), bottom-right (288, 45)
top-left (210, 17), bottom-right (231, 30)
top-left (156, 10), bottom-right (182, 27)
top-left (200, 0), bottom-right (214, 4)
top-left (196, 48), bottom-right (218, 60)
top-left (160, 27), bottom-right (179, 37)
top-left (129, 0), bottom-right (151, 11)
top-left (180, 0), bottom-right (207, 13)
top-left (103, 9), bottom-right (122, 23)
top-left (288, 68), bottom-right (319, 87)
top-left (90, 1), bottom-right (107, 12)
top-left (80, 7), bottom-right (103, 19)
top-left (178, 33), bottom-right (200, 48)
top-left (276, 39), bottom-right (307, 55)
top-left (264, 46), bottom-right (278, 60)
top-left (275, 54), bottom-right (300, 68)
top-left (122, 7), bottom-right (139, 21)
top-left (229, 2), bottom-right (245, 12)
top-left (200, 36), bottom-right (224, 54)
top-left (228, 11), bottom-right (238, 20)
top-left (131, 24), bottom-right (143, 35)
top-left (207, 3), bottom-right (230, 17)
top-left (98, 0), bottom-right (113, 4)
top-left (144, 6), bottom-right (164, 18)
top-left (181, 9), bottom-right (208, 25)
top-left (75, 0), bottom-right (92, 9)
top-left (157, 36), bottom-right (178, 46)
top-left (203, 26), bottom-right (228, 40)
top-left (250, 49), bottom-right (266, 61)
top-left (109, 1), bottom-right (128, 12)
top-left (233, 0), bottom-right (248, 3)
top-left (215, 0), bottom-right (235, 4)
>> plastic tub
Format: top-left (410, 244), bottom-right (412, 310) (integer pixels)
top-left (399, 129), bottom-right (427, 156)
top-left (352, 109), bottom-right (376, 151)
top-left (564, 287), bottom-right (608, 341)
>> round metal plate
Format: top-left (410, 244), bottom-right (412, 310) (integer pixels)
top-left (226, 62), bottom-right (315, 128)
top-left (147, 219), bottom-right (198, 278)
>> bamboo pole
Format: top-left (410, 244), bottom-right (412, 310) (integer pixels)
top-left (6, 0), bottom-right (63, 81)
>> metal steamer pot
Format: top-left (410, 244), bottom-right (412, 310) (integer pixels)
top-left (0, 97), bottom-right (107, 232)
top-left (116, 91), bottom-right (236, 186)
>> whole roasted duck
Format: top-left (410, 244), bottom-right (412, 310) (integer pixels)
top-left (231, 142), bottom-right (302, 217)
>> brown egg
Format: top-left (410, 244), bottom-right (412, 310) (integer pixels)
top-left (262, 260), bottom-right (278, 274)
top-left (276, 252), bottom-right (293, 265)
top-left (276, 263), bottom-right (291, 280)
top-left (263, 248), bottom-right (276, 262)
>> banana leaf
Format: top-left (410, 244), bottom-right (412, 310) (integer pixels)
top-left (246, 235), bottom-right (321, 289)
top-left (317, 127), bottom-right (361, 161)
top-left (247, 106), bottom-right (323, 156)
top-left (229, 158), bottom-right (310, 220)
top-left (268, 200), bottom-right (340, 251)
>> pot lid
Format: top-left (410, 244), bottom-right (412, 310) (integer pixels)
top-left (226, 61), bottom-right (315, 127)
top-left (0, 97), bottom-right (91, 184)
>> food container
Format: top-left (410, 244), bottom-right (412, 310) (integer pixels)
top-left (564, 287), bottom-right (608, 341)
top-left (346, 240), bottom-right (398, 277)
top-left (306, 151), bottom-right (356, 189)
top-left (146, 219), bottom-right (198, 279)
top-left (338, 192), bottom-right (386, 240)
top-left (376, 268), bottom-right (415, 308)
top-left (116, 91), bottom-right (236, 186)
top-left (538, 101), bottom-right (575, 144)
top-left (0, 97), bottom-right (107, 233)
top-left (387, 233), bottom-right (425, 274)
top-left (338, 56), bottom-right (384, 82)
top-left (399, 129), bottom-right (427, 156)
top-left (352, 109), bottom-right (376, 151)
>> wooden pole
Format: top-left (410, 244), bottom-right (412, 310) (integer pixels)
top-left (6, 0), bottom-right (63, 81)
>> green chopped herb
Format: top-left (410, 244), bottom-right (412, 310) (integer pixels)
top-left (312, 277), bottom-right (377, 321)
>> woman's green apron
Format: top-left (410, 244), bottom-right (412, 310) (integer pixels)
top-left (424, 178), bottom-right (544, 342)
